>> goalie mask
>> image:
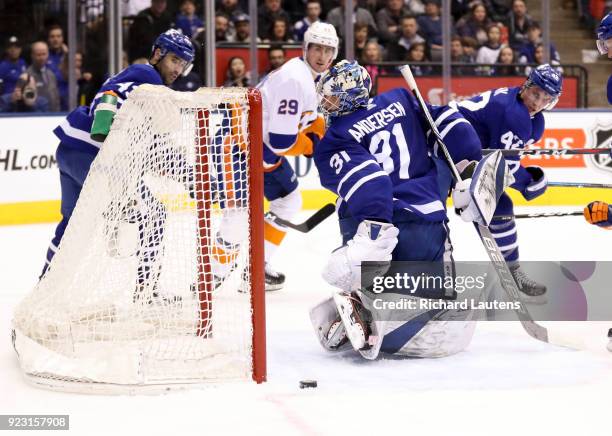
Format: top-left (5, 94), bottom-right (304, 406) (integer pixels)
top-left (597, 12), bottom-right (612, 55)
top-left (316, 60), bottom-right (372, 117)
top-left (152, 29), bottom-right (195, 76)
top-left (521, 64), bottom-right (563, 112)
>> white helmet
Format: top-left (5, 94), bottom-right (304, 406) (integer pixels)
top-left (303, 22), bottom-right (339, 62)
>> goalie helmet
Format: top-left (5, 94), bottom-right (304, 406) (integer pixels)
top-left (316, 60), bottom-right (372, 117)
top-left (523, 64), bottom-right (563, 111)
top-left (152, 29), bottom-right (195, 76)
top-left (596, 13), bottom-right (612, 54)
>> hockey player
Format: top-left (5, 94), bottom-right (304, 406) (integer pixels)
top-left (430, 64), bottom-right (563, 304)
top-left (41, 29), bottom-right (195, 297)
top-left (309, 60), bottom-right (509, 359)
top-left (596, 12), bottom-right (612, 105)
top-left (584, 201), bottom-right (612, 228)
top-left (254, 21), bottom-right (339, 291)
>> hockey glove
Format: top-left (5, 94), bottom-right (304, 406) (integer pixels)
top-left (322, 220), bottom-right (399, 292)
top-left (584, 201), bottom-right (612, 228)
top-left (520, 166), bottom-right (547, 201)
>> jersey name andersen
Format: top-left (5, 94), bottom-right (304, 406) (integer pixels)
top-left (348, 102), bottom-right (406, 142)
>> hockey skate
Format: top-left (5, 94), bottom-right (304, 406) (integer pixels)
top-left (265, 263), bottom-right (285, 291)
top-left (510, 263), bottom-right (547, 305)
top-left (325, 317), bottom-right (349, 350)
top-left (332, 292), bottom-right (372, 350)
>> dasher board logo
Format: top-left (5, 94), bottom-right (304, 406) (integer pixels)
top-left (586, 122), bottom-right (612, 174)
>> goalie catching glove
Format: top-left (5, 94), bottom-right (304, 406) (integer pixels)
top-left (322, 220), bottom-right (399, 292)
top-left (452, 150), bottom-right (514, 225)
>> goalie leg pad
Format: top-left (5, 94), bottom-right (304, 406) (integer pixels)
top-left (309, 297), bottom-right (351, 352)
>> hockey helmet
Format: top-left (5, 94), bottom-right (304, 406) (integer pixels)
top-left (152, 29), bottom-right (195, 76)
top-left (304, 22), bottom-right (339, 61)
top-left (523, 64), bottom-right (563, 110)
top-left (316, 60), bottom-right (372, 117)
top-left (597, 13), bottom-right (612, 54)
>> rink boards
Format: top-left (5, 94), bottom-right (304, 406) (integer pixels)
top-left (1, 110), bottom-right (612, 225)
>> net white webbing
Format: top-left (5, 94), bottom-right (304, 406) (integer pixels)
top-left (13, 85), bottom-right (257, 392)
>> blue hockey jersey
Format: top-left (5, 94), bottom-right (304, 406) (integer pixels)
top-left (53, 64), bottom-right (163, 152)
top-left (314, 88), bottom-right (446, 224)
top-left (430, 86), bottom-right (545, 191)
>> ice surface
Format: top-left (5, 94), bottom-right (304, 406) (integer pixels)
top-left (1, 207), bottom-right (612, 436)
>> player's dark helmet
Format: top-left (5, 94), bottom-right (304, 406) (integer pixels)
top-left (597, 13), bottom-right (612, 54)
top-left (152, 30), bottom-right (195, 76)
top-left (316, 60), bottom-right (372, 117)
top-left (524, 64), bottom-right (563, 110)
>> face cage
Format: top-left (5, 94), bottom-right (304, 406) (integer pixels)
top-left (319, 92), bottom-right (353, 117)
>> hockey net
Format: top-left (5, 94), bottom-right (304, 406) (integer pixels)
top-left (12, 85), bottom-right (265, 393)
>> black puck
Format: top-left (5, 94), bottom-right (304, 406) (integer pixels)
top-left (299, 380), bottom-right (317, 389)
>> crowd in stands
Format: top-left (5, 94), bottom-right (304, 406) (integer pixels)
top-left (0, 0), bottom-right (582, 113)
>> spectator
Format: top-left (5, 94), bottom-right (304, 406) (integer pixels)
top-left (128, 0), bottom-right (174, 62)
top-left (216, 13), bottom-right (234, 42)
top-left (230, 13), bottom-right (260, 43)
top-left (257, 0), bottom-right (292, 40)
top-left (517, 22), bottom-right (561, 65)
top-left (265, 18), bottom-right (294, 42)
top-left (489, 0), bottom-right (512, 22)
top-left (294, 0), bottom-right (323, 42)
top-left (175, 0), bottom-right (203, 38)
top-left (376, 0), bottom-right (411, 44)
top-left (523, 43), bottom-right (563, 76)
top-left (451, 35), bottom-right (473, 75)
top-left (60, 51), bottom-right (96, 106)
top-left (27, 41), bottom-right (60, 112)
top-left (224, 56), bottom-right (251, 87)
top-left (354, 23), bottom-right (371, 61)
top-left (456, 2), bottom-right (492, 46)
top-left (406, 0), bottom-right (426, 15)
top-left (361, 41), bottom-right (386, 95)
top-left (326, 0), bottom-right (378, 42)
top-left (476, 23), bottom-right (505, 74)
top-left (0, 36), bottom-right (27, 97)
top-left (418, 0), bottom-right (443, 52)
top-left (266, 44), bottom-right (286, 73)
top-left (461, 36), bottom-right (479, 62)
top-left (451, 0), bottom-right (493, 22)
top-left (217, 0), bottom-right (245, 18)
top-left (385, 15), bottom-right (425, 61)
top-left (121, 0), bottom-right (151, 17)
top-left (0, 73), bottom-right (49, 113)
top-left (46, 25), bottom-right (69, 111)
top-left (506, 0), bottom-right (533, 50)
top-left (406, 42), bottom-right (434, 75)
top-left (491, 45), bottom-right (521, 76)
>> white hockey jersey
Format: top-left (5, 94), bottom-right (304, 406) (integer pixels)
top-left (257, 57), bottom-right (320, 167)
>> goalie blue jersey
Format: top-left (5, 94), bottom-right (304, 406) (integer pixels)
top-left (314, 87), bottom-right (446, 224)
top-left (608, 74), bottom-right (612, 105)
top-left (53, 64), bottom-right (163, 152)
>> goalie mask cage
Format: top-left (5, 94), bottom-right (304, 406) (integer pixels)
top-left (12, 85), bottom-right (266, 393)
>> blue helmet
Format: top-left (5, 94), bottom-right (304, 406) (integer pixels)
top-left (153, 29), bottom-right (195, 75)
top-left (524, 64), bottom-right (563, 110)
top-left (597, 13), bottom-right (612, 54)
top-left (316, 60), bottom-right (372, 117)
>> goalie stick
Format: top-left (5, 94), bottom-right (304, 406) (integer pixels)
top-left (399, 65), bottom-right (575, 347)
top-left (482, 148), bottom-right (611, 157)
top-left (267, 203), bottom-right (335, 233)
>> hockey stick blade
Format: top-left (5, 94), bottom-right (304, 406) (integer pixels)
top-left (269, 203), bottom-right (335, 233)
top-left (398, 64), bottom-right (561, 347)
top-left (483, 148), bottom-right (610, 157)
top-left (548, 181), bottom-right (612, 189)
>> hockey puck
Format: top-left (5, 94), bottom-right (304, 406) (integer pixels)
top-left (299, 380), bottom-right (317, 389)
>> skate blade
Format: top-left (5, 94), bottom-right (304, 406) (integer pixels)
top-left (332, 293), bottom-right (366, 350)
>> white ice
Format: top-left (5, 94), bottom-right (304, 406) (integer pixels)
top-left (2, 207), bottom-right (612, 436)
